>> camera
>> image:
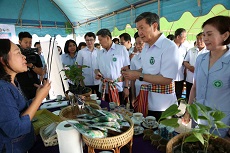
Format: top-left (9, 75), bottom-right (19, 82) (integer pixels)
top-left (21, 48), bottom-right (38, 64)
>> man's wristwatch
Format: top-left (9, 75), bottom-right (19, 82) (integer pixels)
top-left (124, 86), bottom-right (130, 89)
top-left (139, 73), bottom-right (144, 81)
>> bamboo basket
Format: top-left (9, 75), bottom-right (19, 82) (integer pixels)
top-left (166, 132), bottom-right (230, 153)
top-left (39, 122), bottom-right (59, 147)
top-left (82, 115), bottom-right (134, 153)
top-left (59, 103), bottom-right (101, 121)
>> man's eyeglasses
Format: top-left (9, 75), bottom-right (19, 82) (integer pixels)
top-left (120, 41), bottom-right (126, 45)
top-left (85, 39), bottom-right (94, 42)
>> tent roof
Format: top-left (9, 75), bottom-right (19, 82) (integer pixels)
top-left (0, 0), bottom-right (229, 37)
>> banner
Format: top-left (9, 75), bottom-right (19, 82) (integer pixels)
top-left (0, 24), bottom-right (16, 40)
top-left (41, 39), bottom-right (69, 99)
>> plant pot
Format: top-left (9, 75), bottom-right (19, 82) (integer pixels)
top-left (65, 87), bottom-right (92, 100)
top-left (69, 85), bottom-right (92, 95)
top-left (166, 132), bottom-right (230, 153)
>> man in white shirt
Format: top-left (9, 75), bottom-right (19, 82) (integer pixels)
top-left (95, 29), bottom-right (130, 105)
top-left (76, 32), bottom-right (101, 98)
top-left (174, 28), bottom-right (188, 104)
top-left (119, 33), bottom-right (134, 55)
top-left (122, 12), bottom-right (178, 120)
top-left (130, 32), bottom-right (145, 104)
top-left (183, 32), bottom-right (208, 100)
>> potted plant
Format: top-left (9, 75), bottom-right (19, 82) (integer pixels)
top-left (61, 62), bottom-right (91, 95)
top-left (158, 100), bottom-right (230, 153)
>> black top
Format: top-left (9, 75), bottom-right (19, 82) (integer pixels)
top-left (16, 53), bottom-right (43, 100)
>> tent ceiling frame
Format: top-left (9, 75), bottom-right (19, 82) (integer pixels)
top-left (51, 0), bottom-right (74, 30)
top-left (74, 0), bottom-right (157, 28)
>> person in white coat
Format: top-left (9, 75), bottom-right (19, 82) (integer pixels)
top-left (76, 32), bottom-right (101, 98)
top-left (183, 32), bottom-right (208, 100)
top-left (183, 15), bottom-right (230, 138)
top-left (122, 12), bottom-right (178, 120)
top-left (174, 28), bottom-right (188, 105)
top-left (95, 29), bottom-right (130, 105)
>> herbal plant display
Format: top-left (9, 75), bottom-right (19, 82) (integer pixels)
top-left (61, 62), bottom-right (90, 94)
top-left (61, 62), bottom-right (88, 86)
top-left (158, 101), bottom-right (230, 153)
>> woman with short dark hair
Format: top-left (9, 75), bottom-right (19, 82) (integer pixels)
top-left (61, 39), bottom-right (78, 66)
top-left (183, 15), bottom-right (230, 138)
top-left (0, 39), bottom-right (50, 152)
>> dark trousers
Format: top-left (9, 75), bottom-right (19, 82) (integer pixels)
top-left (105, 92), bottom-right (125, 105)
top-left (86, 85), bottom-right (101, 99)
top-left (148, 110), bottom-right (163, 121)
top-left (175, 80), bottom-right (184, 105)
top-left (186, 81), bottom-right (193, 100)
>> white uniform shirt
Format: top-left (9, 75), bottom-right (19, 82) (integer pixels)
top-left (128, 47), bottom-right (134, 55)
top-left (184, 47), bottom-right (208, 83)
top-left (130, 53), bottom-right (141, 71)
top-left (130, 53), bottom-right (142, 95)
top-left (76, 47), bottom-right (100, 86)
top-left (135, 34), bottom-right (178, 111)
top-left (194, 49), bottom-right (230, 137)
top-left (174, 44), bottom-right (187, 81)
top-left (95, 43), bottom-right (130, 93)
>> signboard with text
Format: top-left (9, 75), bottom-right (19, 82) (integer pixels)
top-left (0, 24), bottom-right (16, 40)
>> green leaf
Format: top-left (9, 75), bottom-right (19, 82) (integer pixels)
top-left (195, 102), bottom-right (212, 112)
top-left (197, 124), bottom-right (209, 130)
top-left (187, 104), bottom-right (198, 122)
top-left (193, 132), bottom-right (205, 145)
top-left (198, 116), bottom-right (208, 120)
top-left (159, 104), bottom-right (180, 121)
top-left (215, 121), bottom-right (230, 129)
top-left (159, 118), bottom-right (179, 128)
top-left (192, 128), bottom-right (206, 134)
top-left (194, 103), bottom-right (211, 120)
top-left (82, 65), bottom-right (89, 68)
top-left (184, 134), bottom-right (201, 143)
top-left (210, 110), bottom-right (226, 121)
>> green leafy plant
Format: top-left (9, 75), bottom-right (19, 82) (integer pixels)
top-left (61, 62), bottom-right (90, 94)
top-left (158, 99), bottom-right (230, 153)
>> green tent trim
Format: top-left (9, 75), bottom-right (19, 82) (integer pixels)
top-left (111, 4), bottom-right (230, 41)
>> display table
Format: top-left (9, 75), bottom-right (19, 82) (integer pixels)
top-left (29, 133), bottom-right (161, 153)
top-left (29, 100), bottom-right (162, 153)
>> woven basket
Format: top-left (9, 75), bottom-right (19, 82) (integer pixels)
top-left (82, 115), bottom-right (134, 150)
top-left (39, 122), bottom-right (59, 147)
top-left (59, 103), bottom-right (101, 121)
top-left (33, 109), bottom-right (61, 135)
top-left (166, 132), bottom-right (230, 153)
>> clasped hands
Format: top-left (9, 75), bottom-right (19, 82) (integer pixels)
top-left (121, 67), bottom-right (141, 81)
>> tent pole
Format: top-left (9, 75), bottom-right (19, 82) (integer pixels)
top-left (158, 0), bottom-right (160, 17)
top-left (73, 28), bottom-right (76, 41)
top-left (16, 0), bottom-right (26, 25)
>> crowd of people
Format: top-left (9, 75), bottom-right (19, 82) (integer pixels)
top-left (0, 11), bottom-right (230, 152)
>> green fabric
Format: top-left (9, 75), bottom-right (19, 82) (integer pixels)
top-left (112, 4), bottom-right (230, 41)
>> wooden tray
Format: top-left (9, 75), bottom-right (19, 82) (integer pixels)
top-left (33, 109), bottom-right (61, 135)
